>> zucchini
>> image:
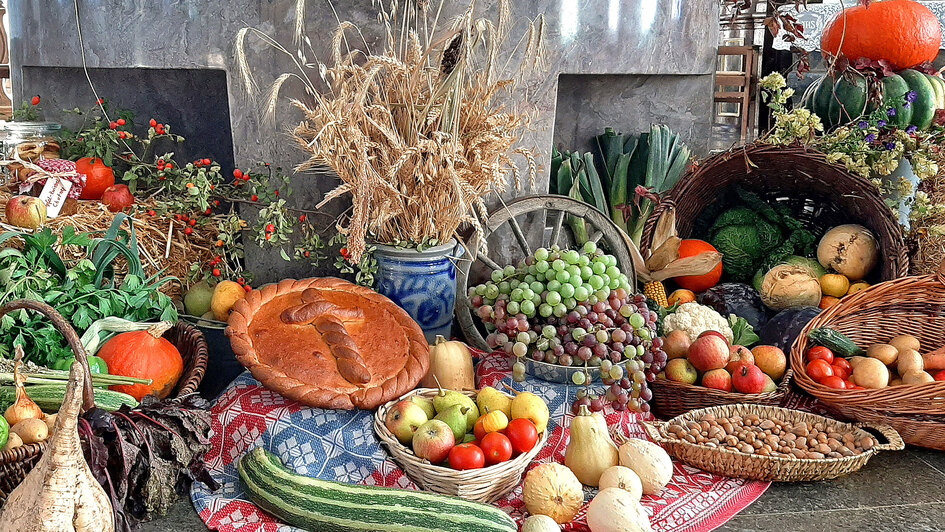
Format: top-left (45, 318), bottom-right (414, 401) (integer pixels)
top-left (808, 327), bottom-right (864, 358)
top-left (238, 447), bottom-right (517, 532)
top-left (0, 385), bottom-right (138, 412)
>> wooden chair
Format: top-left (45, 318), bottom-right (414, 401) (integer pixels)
top-left (714, 46), bottom-right (759, 144)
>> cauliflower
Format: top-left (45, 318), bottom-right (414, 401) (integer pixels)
top-left (662, 302), bottom-right (734, 343)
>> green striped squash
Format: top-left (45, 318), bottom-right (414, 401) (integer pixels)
top-left (238, 447), bottom-right (519, 532)
top-left (809, 70), bottom-right (869, 130)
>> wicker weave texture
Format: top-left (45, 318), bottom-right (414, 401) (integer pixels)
top-left (644, 404), bottom-right (903, 482)
top-left (374, 388), bottom-right (546, 503)
top-left (651, 370), bottom-right (793, 419)
top-left (641, 143), bottom-right (908, 282)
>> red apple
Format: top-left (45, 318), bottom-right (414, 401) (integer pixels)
top-left (412, 419), bottom-right (455, 463)
top-left (663, 330), bottom-right (692, 360)
top-left (687, 335), bottom-right (730, 372)
top-left (5, 195), bottom-right (47, 229)
top-left (732, 363), bottom-right (767, 394)
top-left (664, 358), bottom-right (698, 384)
top-left (702, 368), bottom-right (733, 392)
top-left (726, 345), bottom-right (755, 374)
top-left (698, 330), bottom-right (730, 346)
top-left (385, 399), bottom-right (429, 445)
top-left (935, 370), bottom-right (945, 382)
top-left (751, 345), bottom-right (787, 381)
top-left (101, 184), bottom-right (134, 213)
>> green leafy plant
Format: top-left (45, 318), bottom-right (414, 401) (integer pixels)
top-left (11, 96), bottom-right (42, 122)
top-left (0, 215), bottom-right (176, 365)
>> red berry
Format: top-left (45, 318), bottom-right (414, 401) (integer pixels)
top-left (147, 210), bottom-right (156, 216)
top-left (299, 215), bottom-right (307, 222)
top-left (97, 98), bottom-right (104, 105)
top-left (266, 224), bottom-right (275, 232)
top-left (212, 268), bottom-right (221, 277)
top-left (304, 251), bottom-right (311, 257)
top-left (174, 214), bottom-right (182, 221)
top-left (237, 278), bottom-right (245, 284)
top-left (184, 227), bottom-right (193, 235)
top-left (109, 122), bottom-right (117, 129)
top-left (265, 233), bottom-right (272, 241)
top-left (189, 219), bottom-right (197, 227)
top-left (251, 195), bottom-right (258, 202)
top-left (214, 200), bottom-right (221, 207)
top-left (202, 158), bottom-right (211, 165)
top-left (243, 285), bottom-right (252, 292)
top-left (205, 208), bottom-right (212, 215)
top-left (165, 163), bottom-right (173, 170)
top-left (233, 169), bottom-right (243, 179)
top-left (149, 119), bottom-right (157, 127)
top-left (274, 190), bottom-right (280, 197)
top-left (117, 118), bottom-right (126, 126)
top-left (30, 96), bottom-right (40, 106)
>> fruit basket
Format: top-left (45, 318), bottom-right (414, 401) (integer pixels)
top-left (650, 369), bottom-right (793, 419)
top-left (0, 300), bottom-right (208, 505)
top-left (374, 388), bottom-right (547, 503)
top-left (640, 142), bottom-right (908, 283)
top-left (791, 262), bottom-right (945, 449)
top-left (644, 404), bottom-right (903, 481)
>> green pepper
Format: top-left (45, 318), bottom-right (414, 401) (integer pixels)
top-left (53, 356), bottom-right (108, 375)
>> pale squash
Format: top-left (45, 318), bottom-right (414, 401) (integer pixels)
top-left (421, 336), bottom-right (475, 390)
top-left (523, 463), bottom-right (584, 524)
top-left (565, 405), bottom-right (618, 487)
top-left (617, 437), bottom-right (673, 496)
top-left (586, 488), bottom-right (652, 532)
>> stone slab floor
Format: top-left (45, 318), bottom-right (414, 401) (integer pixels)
top-left (140, 446), bottom-right (945, 531)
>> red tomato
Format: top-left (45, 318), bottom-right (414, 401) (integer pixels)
top-left (933, 370), bottom-right (945, 382)
top-left (473, 418), bottom-right (487, 442)
top-left (832, 357), bottom-right (852, 374)
top-left (480, 432), bottom-right (513, 465)
top-left (845, 380), bottom-right (856, 389)
top-left (851, 385), bottom-right (866, 390)
top-left (672, 240), bottom-right (723, 292)
top-left (806, 359), bottom-right (834, 383)
top-left (821, 375), bottom-right (847, 389)
top-left (831, 363), bottom-right (851, 381)
top-left (504, 418), bottom-right (539, 454)
top-left (806, 346), bottom-right (834, 365)
top-left (448, 443), bottom-right (485, 470)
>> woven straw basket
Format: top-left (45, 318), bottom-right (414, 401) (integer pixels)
top-left (644, 404), bottom-right (903, 482)
top-left (651, 370), bottom-right (793, 419)
top-left (0, 300), bottom-right (209, 505)
top-left (640, 143), bottom-right (908, 282)
top-left (792, 262), bottom-right (945, 449)
top-left (374, 388), bottom-right (546, 502)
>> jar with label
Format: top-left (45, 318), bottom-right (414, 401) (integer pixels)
top-left (0, 121), bottom-right (62, 188)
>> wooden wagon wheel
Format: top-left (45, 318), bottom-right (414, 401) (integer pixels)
top-left (456, 194), bottom-right (636, 351)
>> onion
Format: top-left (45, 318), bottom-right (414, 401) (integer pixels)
top-left (761, 264), bottom-right (822, 311)
top-left (4, 347), bottom-right (43, 426)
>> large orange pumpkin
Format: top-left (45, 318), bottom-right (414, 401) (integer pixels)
top-left (76, 157), bottom-right (116, 200)
top-left (821, 0), bottom-right (941, 70)
top-left (97, 323), bottom-right (184, 400)
top-left (672, 239), bottom-right (723, 293)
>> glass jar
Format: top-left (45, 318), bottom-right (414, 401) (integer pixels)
top-left (0, 121), bottom-right (62, 162)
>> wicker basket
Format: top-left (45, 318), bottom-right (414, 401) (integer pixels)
top-left (643, 404), bottom-right (903, 481)
top-left (374, 388), bottom-right (547, 502)
top-left (651, 369), bottom-right (793, 419)
top-left (791, 262), bottom-right (945, 449)
top-left (641, 143), bottom-right (908, 282)
top-left (0, 310), bottom-right (209, 505)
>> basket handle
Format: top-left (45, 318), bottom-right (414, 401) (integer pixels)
top-left (0, 300), bottom-right (95, 412)
top-left (854, 422), bottom-right (905, 452)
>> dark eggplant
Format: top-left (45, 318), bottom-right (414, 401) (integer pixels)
top-left (697, 283), bottom-right (768, 330)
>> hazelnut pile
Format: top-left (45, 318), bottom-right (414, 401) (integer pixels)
top-left (666, 413), bottom-right (877, 459)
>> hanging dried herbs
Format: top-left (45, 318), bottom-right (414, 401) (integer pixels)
top-left (78, 394), bottom-right (217, 531)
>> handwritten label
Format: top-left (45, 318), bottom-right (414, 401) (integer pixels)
top-left (38, 178), bottom-right (72, 218)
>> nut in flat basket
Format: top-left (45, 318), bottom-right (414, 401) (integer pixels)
top-left (373, 388), bottom-right (548, 503)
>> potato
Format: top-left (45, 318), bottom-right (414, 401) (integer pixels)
top-left (853, 357), bottom-right (889, 389)
top-left (2, 432), bottom-right (22, 452)
top-left (867, 344), bottom-right (898, 366)
top-left (889, 335), bottom-right (920, 354)
top-left (902, 370), bottom-right (935, 385)
top-left (897, 349), bottom-right (924, 375)
top-left (11, 418), bottom-right (48, 444)
top-left (849, 356), bottom-right (868, 368)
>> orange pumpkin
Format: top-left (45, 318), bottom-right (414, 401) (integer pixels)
top-left (672, 239), bottom-right (723, 293)
top-left (76, 157), bottom-right (116, 200)
top-left (821, 0), bottom-right (941, 70)
top-left (97, 323), bottom-right (184, 400)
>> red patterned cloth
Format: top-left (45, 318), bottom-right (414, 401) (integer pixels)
top-left (192, 351), bottom-right (770, 531)
top-left (35, 158), bottom-right (85, 198)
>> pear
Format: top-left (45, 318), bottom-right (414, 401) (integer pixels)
top-left (510, 390), bottom-right (550, 434)
top-left (434, 404), bottom-right (470, 441)
top-left (462, 433), bottom-right (477, 444)
top-left (409, 396), bottom-right (436, 419)
top-left (432, 388), bottom-right (479, 431)
top-left (476, 386), bottom-right (512, 417)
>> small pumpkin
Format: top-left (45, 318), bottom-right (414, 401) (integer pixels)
top-left (523, 463), bottom-right (584, 524)
top-left (97, 322), bottom-right (184, 400)
top-left (671, 240), bottom-right (722, 293)
top-left (820, 0), bottom-right (941, 71)
top-left (75, 157), bottom-right (116, 200)
top-left (420, 336), bottom-right (475, 390)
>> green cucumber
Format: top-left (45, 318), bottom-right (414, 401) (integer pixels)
top-left (238, 447), bottom-right (517, 532)
top-left (0, 385), bottom-right (138, 412)
top-left (899, 70), bottom-right (936, 129)
top-left (808, 327), bottom-right (865, 358)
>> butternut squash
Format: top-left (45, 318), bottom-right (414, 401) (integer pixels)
top-left (565, 405), bottom-right (618, 487)
top-left (421, 336), bottom-right (475, 390)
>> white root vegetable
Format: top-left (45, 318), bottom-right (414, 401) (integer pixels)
top-left (0, 362), bottom-right (114, 531)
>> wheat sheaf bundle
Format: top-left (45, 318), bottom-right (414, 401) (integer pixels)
top-left (237, 0), bottom-right (546, 261)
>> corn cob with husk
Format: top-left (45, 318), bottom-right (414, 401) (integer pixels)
top-left (629, 207), bottom-right (721, 307)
